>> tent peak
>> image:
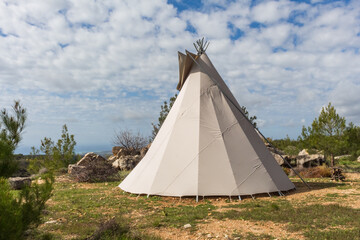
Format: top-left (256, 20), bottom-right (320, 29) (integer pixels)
top-left (193, 37), bottom-right (210, 55)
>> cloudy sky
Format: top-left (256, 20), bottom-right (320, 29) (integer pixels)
top-left (1, 0), bottom-right (359, 154)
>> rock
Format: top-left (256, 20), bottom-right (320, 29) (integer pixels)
top-left (207, 233), bottom-right (212, 238)
top-left (112, 146), bottom-right (122, 155)
top-left (11, 168), bottom-right (31, 178)
top-left (140, 146), bottom-right (149, 157)
top-left (334, 155), bottom-right (351, 160)
top-left (38, 167), bottom-right (48, 175)
top-left (296, 154), bottom-right (324, 169)
top-left (68, 152), bottom-right (118, 182)
top-left (116, 147), bottom-right (139, 158)
top-left (118, 155), bottom-right (142, 171)
top-left (8, 177), bottom-right (31, 190)
top-left (270, 152), bottom-right (285, 165)
top-left (112, 159), bottom-right (121, 169)
top-left (184, 223), bottom-right (191, 229)
top-left (108, 155), bottom-right (117, 162)
top-left (112, 156), bottom-right (138, 170)
top-left (298, 149), bottom-right (309, 156)
top-left (44, 220), bottom-right (57, 224)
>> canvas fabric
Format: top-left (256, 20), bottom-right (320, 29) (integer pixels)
top-left (119, 52), bottom-right (295, 196)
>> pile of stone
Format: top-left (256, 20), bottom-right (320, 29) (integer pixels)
top-left (110, 144), bottom-right (150, 171)
top-left (68, 152), bottom-right (118, 182)
top-left (8, 167), bottom-right (48, 190)
top-left (266, 144), bottom-right (325, 169)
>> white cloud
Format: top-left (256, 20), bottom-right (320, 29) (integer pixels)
top-left (1, 0), bottom-right (359, 152)
top-left (251, 0), bottom-right (292, 24)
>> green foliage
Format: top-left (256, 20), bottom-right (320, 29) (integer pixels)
top-left (30, 124), bottom-right (77, 171)
top-left (343, 123), bottom-right (360, 159)
top-left (300, 103), bottom-right (347, 166)
top-left (0, 101), bottom-right (27, 178)
top-left (0, 173), bottom-right (54, 240)
top-left (151, 94), bottom-right (177, 140)
top-left (271, 135), bottom-right (303, 155)
top-left (240, 106), bottom-right (257, 129)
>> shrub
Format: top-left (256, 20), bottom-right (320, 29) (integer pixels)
top-left (29, 125), bottom-right (77, 172)
top-left (0, 101), bottom-right (27, 178)
top-left (299, 166), bottom-right (332, 178)
top-left (87, 217), bottom-right (160, 240)
top-left (282, 167), bottom-right (291, 176)
top-left (283, 145), bottom-right (300, 155)
top-left (113, 129), bottom-right (148, 151)
top-left (0, 173), bottom-right (54, 240)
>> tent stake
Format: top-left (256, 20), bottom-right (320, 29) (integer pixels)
top-left (251, 195), bottom-right (255, 200)
top-left (187, 53), bottom-right (311, 190)
top-left (147, 194), bottom-right (150, 198)
top-left (278, 191), bottom-right (284, 196)
top-left (196, 195), bottom-right (199, 202)
top-left (268, 192), bottom-right (271, 197)
top-left (238, 196), bottom-right (242, 201)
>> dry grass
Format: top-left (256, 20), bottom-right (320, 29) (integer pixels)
top-left (31, 172), bottom-right (360, 240)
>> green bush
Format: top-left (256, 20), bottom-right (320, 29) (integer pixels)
top-left (0, 173), bottom-right (54, 240)
top-left (29, 125), bottom-right (77, 172)
top-left (0, 139), bottom-right (17, 177)
top-left (0, 101), bottom-right (27, 178)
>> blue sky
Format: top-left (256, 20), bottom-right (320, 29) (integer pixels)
top-left (0, 0), bottom-right (359, 154)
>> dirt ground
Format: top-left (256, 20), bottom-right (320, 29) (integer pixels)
top-left (145, 173), bottom-right (360, 240)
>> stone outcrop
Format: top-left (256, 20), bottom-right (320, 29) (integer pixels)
top-left (295, 154), bottom-right (324, 169)
top-left (267, 145), bottom-right (325, 169)
top-left (68, 152), bottom-right (118, 182)
top-left (8, 177), bottom-right (31, 190)
top-left (109, 146), bottom-right (149, 171)
top-left (112, 155), bottom-right (142, 171)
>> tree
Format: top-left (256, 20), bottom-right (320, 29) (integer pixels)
top-left (0, 101), bottom-right (27, 177)
top-left (0, 173), bottom-right (54, 239)
top-left (300, 102), bottom-right (346, 167)
top-left (31, 124), bottom-right (77, 171)
top-left (240, 106), bottom-right (257, 129)
top-left (113, 129), bottom-right (148, 150)
top-left (343, 123), bottom-right (360, 158)
top-left (151, 94), bottom-right (177, 140)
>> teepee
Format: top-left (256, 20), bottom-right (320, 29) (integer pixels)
top-left (119, 47), bottom-right (295, 198)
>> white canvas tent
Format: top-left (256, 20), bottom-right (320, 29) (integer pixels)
top-left (119, 50), bottom-right (295, 198)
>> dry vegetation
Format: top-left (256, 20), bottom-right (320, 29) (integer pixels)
top-left (30, 171), bottom-right (360, 240)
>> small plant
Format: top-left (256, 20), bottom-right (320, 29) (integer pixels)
top-left (299, 166), bottom-right (332, 178)
top-left (0, 100), bottom-right (27, 177)
top-left (0, 173), bottom-right (54, 239)
top-left (29, 124), bottom-right (77, 172)
top-left (87, 217), bottom-right (160, 240)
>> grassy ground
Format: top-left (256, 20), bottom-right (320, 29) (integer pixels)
top-left (31, 171), bottom-right (360, 240)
